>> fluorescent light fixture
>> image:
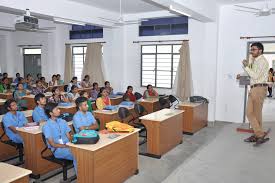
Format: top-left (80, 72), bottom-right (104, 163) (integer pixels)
top-left (53, 17), bottom-right (86, 26)
top-left (169, 5), bottom-right (191, 17)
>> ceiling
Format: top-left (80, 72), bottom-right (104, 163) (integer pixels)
top-left (68, 0), bottom-right (162, 14)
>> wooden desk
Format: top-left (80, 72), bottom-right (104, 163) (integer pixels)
top-left (110, 96), bottom-right (123, 105)
top-left (140, 109), bottom-right (183, 158)
top-left (93, 110), bottom-right (119, 130)
top-left (17, 121), bottom-right (73, 179)
top-left (178, 102), bottom-right (208, 134)
top-left (67, 129), bottom-right (139, 183)
top-left (45, 85), bottom-right (65, 92)
top-left (0, 93), bottom-right (13, 100)
top-left (0, 110), bottom-right (33, 161)
top-left (58, 103), bottom-right (77, 114)
top-left (78, 87), bottom-right (92, 94)
top-left (138, 98), bottom-right (160, 114)
top-left (93, 107), bottom-right (135, 130)
top-left (0, 162), bottom-right (32, 183)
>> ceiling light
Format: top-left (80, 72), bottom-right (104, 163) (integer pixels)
top-left (53, 17), bottom-right (86, 26)
top-left (169, 5), bottom-right (191, 17)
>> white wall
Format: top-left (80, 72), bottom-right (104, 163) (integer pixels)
top-left (216, 1), bottom-right (275, 123)
top-left (122, 19), bottom-right (219, 121)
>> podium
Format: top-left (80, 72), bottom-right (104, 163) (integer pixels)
top-left (236, 76), bottom-right (254, 133)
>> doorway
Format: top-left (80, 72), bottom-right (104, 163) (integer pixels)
top-left (23, 48), bottom-right (42, 79)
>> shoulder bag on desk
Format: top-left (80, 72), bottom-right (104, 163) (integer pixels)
top-left (189, 96), bottom-right (209, 104)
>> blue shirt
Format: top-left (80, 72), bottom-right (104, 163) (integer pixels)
top-left (73, 111), bottom-right (96, 133)
top-left (42, 118), bottom-right (71, 151)
top-left (2, 111), bottom-right (27, 143)
top-left (13, 77), bottom-right (20, 84)
top-left (32, 106), bottom-right (49, 123)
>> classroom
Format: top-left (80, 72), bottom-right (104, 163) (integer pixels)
top-left (0, 0), bottom-right (275, 183)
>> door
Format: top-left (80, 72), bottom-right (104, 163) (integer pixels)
top-left (23, 48), bottom-right (42, 79)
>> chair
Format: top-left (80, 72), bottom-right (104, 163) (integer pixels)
top-left (134, 103), bottom-right (148, 116)
top-left (168, 95), bottom-right (180, 108)
top-left (134, 92), bottom-right (143, 100)
top-left (118, 107), bottom-right (135, 124)
top-left (133, 104), bottom-right (148, 145)
top-left (41, 133), bottom-right (74, 182)
top-left (0, 122), bottom-right (24, 164)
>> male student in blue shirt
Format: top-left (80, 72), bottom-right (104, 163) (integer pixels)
top-left (42, 102), bottom-right (77, 174)
top-left (2, 99), bottom-right (28, 143)
top-left (73, 97), bottom-right (98, 133)
top-left (32, 93), bottom-right (49, 123)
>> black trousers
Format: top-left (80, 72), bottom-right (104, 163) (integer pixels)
top-left (268, 87), bottom-right (272, 96)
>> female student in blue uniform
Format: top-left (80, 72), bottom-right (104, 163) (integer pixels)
top-left (42, 102), bottom-right (77, 174)
top-left (73, 97), bottom-right (98, 133)
top-left (2, 99), bottom-right (28, 143)
top-left (32, 93), bottom-right (49, 124)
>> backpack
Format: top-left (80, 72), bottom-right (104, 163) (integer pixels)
top-left (72, 130), bottom-right (100, 144)
top-left (59, 113), bottom-right (74, 122)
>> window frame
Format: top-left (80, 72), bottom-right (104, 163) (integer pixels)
top-left (72, 45), bottom-right (86, 81)
top-left (140, 44), bottom-right (181, 89)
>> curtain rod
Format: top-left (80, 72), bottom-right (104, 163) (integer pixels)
top-left (133, 40), bottom-right (189, 43)
top-left (17, 44), bottom-right (42, 47)
top-left (240, 36), bottom-right (275, 40)
top-left (65, 42), bottom-right (106, 45)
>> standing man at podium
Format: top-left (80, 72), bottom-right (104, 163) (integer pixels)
top-left (240, 42), bottom-right (269, 145)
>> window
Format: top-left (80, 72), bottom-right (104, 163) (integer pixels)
top-left (247, 42), bottom-right (275, 68)
top-left (70, 25), bottom-right (103, 40)
top-left (141, 44), bottom-right (181, 89)
top-left (139, 16), bottom-right (188, 37)
top-left (23, 48), bottom-right (41, 55)
top-left (72, 46), bottom-right (86, 80)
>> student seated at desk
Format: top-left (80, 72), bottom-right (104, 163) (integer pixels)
top-left (73, 97), bottom-right (98, 133)
top-left (67, 77), bottom-right (82, 92)
top-left (14, 83), bottom-right (29, 110)
top-left (25, 74), bottom-right (34, 89)
top-left (143, 84), bottom-right (159, 99)
top-left (43, 103), bottom-right (77, 174)
top-left (0, 77), bottom-right (11, 93)
top-left (32, 80), bottom-right (45, 95)
top-left (123, 86), bottom-right (136, 102)
top-left (67, 85), bottom-right (80, 102)
top-left (18, 77), bottom-right (28, 90)
top-left (80, 75), bottom-right (92, 88)
top-left (13, 73), bottom-right (21, 84)
top-left (96, 88), bottom-right (111, 110)
top-left (40, 77), bottom-right (48, 88)
top-left (2, 99), bottom-right (28, 143)
top-left (48, 87), bottom-right (69, 104)
top-left (104, 81), bottom-right (114, 95)
top-left (56, 74), bottom-right (64, 85)
top-left (90, 82), bottom-right (99, 99)
top-left (49, 74), bottom-right (58, 86)
top-left (79, 91), bottom-right (92, 112)
top-left (32, 93), bottom-right (49, 124)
